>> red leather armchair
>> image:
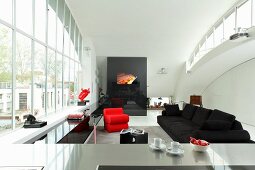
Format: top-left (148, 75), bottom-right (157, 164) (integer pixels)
top-left (103, 108), bottom-right (129, 133)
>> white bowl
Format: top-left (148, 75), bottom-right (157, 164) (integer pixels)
top-left (190, 140), bottom-right (210, 152)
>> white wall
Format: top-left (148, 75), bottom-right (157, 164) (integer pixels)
top-left (174, 42), bottom-right (255, 140)
top-left (175, 59), bottom-right (255, 140)
top-left (96, 56), bottom-right (107, 95)
top-left (202, 59), bottom-right (255, 140)
top-left (80, 37), bottom-right (98, 112)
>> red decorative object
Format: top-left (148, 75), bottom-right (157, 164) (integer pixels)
top-left (67, 113), bottom-right (84, 120)
top-left (103, 108), bottom-right (129, 133)
top-left (78, 88), bottom-right (90, 101)
top-left (190, 137), bottom-right (209, 146)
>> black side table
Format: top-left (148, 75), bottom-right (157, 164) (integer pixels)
top-left (120, 132), bottom-right (148, 144)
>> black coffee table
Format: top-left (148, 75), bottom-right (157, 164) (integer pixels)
top-left (120, 132), bottom-right (148, 144)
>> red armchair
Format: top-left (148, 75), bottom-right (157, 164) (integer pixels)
top-left (103, 108), bottom-right (129, 133)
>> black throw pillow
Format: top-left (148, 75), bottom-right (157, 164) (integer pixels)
top-left (164, 104), bottom-right (180, 116)
top-left (231, 120), bottom-right (243, 130)
top-left (200, 120), bottom-right (232, 131)
top-left (208, 109), bottom-right (235, 123)
top-left (182, 104), bottom-right (198, 119)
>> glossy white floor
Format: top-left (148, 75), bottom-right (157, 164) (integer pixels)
top-left (97, 109), bottom-right (162, 126)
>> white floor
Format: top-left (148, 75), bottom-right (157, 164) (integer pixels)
top-left (97, 110), bottom-right (162, 126)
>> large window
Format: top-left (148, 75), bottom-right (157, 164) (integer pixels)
top-left (64, 4), bottom-right (70, 56)
top-left (16, 0), bottom-right (33, 35)
top-left (63, 57), bottom-right (70, 107)
top-left (57, 0), bottom-right (64, 52)
top-left (56, 53), bottom-right (63, 110)
top-left (47, 49), bottom-right (56, 113)
top-left (35, 0), bottom-right (46, 42)
top-left (206, 31), bottom-right (214, 50)
top-left (16, 33), bottom-right (32, 127)
top-left (214, 22), bottom-right (224, 47)
top-left (224, 11), bottom-right (236, 40)
top-left (0, 24), bottom-right (12, 133)
top-left (188, 0), bottom-right (254, 71)
top-left (48, 0), bottom-right (57, 48)
top-left (0, 0), bottom-right (83, 134)
top-left (69, 60), bottom-right (75, 106)
top-left (253, 0), bottom-right (255, 26)
top-left (0, 0), bottom-right (12, 24)
top-left (237, 0), bottom-right (252, 30)
top-left (34, 43), bottom-right (46, 117)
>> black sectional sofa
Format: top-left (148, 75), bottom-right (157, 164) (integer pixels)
top-left (157, 104), bottom-right (252, 143)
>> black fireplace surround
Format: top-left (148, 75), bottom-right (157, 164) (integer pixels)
top-left (157, 104), bottom-right (253, 143)
top-left (107, 57), bottom-right (147, 116)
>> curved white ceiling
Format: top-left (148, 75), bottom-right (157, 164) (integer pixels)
top-left (66, 0), bottom-right (238, 97)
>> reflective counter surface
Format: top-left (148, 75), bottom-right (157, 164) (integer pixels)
top-left (0, 144), bottom-right (255, 170)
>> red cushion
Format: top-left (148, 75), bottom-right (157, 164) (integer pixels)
top-left (104, 114), bottom-right (129, 124)
top-left (104, 108), bottom-right (124, 115)
top-left (105, 123), bottom-right (129, 133)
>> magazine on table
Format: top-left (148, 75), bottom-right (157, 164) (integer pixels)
top-left (120, 128), bottom-right (144, 134)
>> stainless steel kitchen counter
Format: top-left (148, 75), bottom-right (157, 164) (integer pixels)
top-left (0, 144), bottom-right (254, 170)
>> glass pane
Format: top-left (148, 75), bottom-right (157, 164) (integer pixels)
top-left (64, 4), bottom-right (70, 55)
top-left (34, 43), bottom-right (46, 117)
top-left (200, 40), bottom-right (206, 51)
top-left (0, 0), bottom-right (12, 24)
top-left (70, 40), bottom-right (75, 59)
top-left (57, 0), bottom-right (64, 52)
top-left (206, 32), bottom-right (214, 50)
top-left (64, 30), bottom-right (70, 56)
top-left (253, 0), bottom-right (255, 26)
top-left (197, 40), bottom-right (207, 58)
top-left (16, 33), bottom-right (32, 127)
top-left (75, 28), bottom-right (79, 61)
top-left (69, 60), bottom-right (75, 105)
top-left (214, 22), bottom-right (224, 46)
top-left (16, 0), bottom-right (32, 35)
top-left (70, 17), bottom-right (75, 46)
top-left (35, 0), bottom-right (46, 42)
top-left (74, 62), bottom-right (79, 103)
top-left (237, 0), bottom-right (252, 30)
top-left (47, 49), bottom-right (56, 113)
top-left (0, 24), bottom-right (12, 133)
top-left (69, 18), bottom-right (75, 59)
top-left (48, 0), bottom-right (57, 48)
top-left (79, 34), bottom-right (82, 62)
top-left (63, 57), bottom-right (69, 106)
top-left (57, 19), bottom-right (64, 52)
top-left (56, 53), bottom-right (62, 110)
top-left (224, 11), bottom-right (235, 40)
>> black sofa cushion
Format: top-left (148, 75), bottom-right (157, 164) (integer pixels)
top-left (201, 120), bottom-right (232, 130)
top-left (231, 120), bottom-right (243, 130)
top-left (164, 104), bottom-right (180, 116)
top-left (209, 109), bottom-right (235, 123)
top-left (182, 104), bottom-right (198, 120)
top-left (191, 107), bottom-right (211, 126)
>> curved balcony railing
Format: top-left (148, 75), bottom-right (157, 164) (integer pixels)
top-left (186, 0), bottom-right (255, 72)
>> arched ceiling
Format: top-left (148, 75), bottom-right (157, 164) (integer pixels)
top-left (66, 0), bottom-right (238, 97)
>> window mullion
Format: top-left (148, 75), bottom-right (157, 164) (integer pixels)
top-left (45, 0), bottom-right (49, 116)
top-left (31, 0), bottom-right (35, 115)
